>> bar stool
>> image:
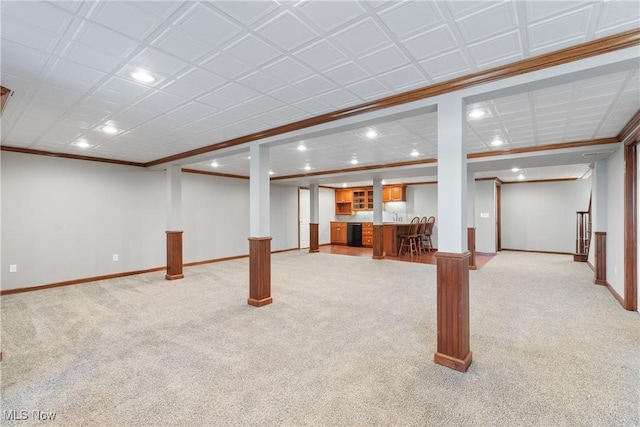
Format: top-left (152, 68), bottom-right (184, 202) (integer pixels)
top-left (398, 216), bottom-right (420, 257)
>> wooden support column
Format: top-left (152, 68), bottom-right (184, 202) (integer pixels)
top-left (248, 237), bottom-right (273, 307)
top-left (166, 165), bottom-right (183, 281)
top-left (372, 178), bottom-right (384, 259)
top-left (309, 184), bottom-right (319, 253)
top-left (468, 227), bottom-right (477, 270)
top-left (373, 225), bottom-right (384, 259)
top-left (248, 142), bottom-right (272, 307)
top-left (623, 142), bottom-right (637, 311)
top-left (434, 251), bottom-right (472, 372)
top-left (309, 223), bottom-right (319, 253)
top-left (435, 96), bottom-right (472, 372)
top-left (166, 231), bottom-right (184, 280)
top-left (594, 232), bottom-right (606, 285)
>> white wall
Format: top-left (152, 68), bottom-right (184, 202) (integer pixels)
top-left (501, 178), bottom-right (592, 253)
top-left (2, 152), bottom-right (166, 290)
top-left (475, 180), bottom-right (496, 253)
top-left (318, 187), bottom-right (334, 244)
top-left (606, 148), bottom-right (625, 299)
top-left (2, 152), bottom-right (301, 290)
top-left (406, 184), bottom-right (438, 248)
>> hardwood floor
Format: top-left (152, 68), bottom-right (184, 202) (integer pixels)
top-left (318, 245), bottom-right (494, 269)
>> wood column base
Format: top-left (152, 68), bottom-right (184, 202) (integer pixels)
top-left (434, 251), bottom-right (472, 372)
top-left (372, 224), bottom-right (384, 259)
top-left (309, 223), bottom-right (319, 253)
top-left (166, 231), bottom-right (184, 280)
top-left (467, 227), bottom-right (477, 270)
top-left (248, 237), bottom-right (273, 307)
top-left (594, 232), bottom-right (607, 285)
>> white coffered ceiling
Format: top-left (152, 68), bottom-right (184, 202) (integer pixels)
top-left (1, 0), bottom-right (639, 185)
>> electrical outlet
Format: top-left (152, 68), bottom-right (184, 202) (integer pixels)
top-left (9, 264), bottom-right (17, 273)
top-left (112, 254), bottom-right (119, 262)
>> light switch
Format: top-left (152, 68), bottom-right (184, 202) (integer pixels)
top-left (480, 213), bottom-right (490, 218)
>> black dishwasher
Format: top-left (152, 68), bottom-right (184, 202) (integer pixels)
top-left (347, 223), bottom-right (362, 247)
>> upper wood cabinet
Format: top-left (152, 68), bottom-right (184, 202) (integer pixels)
top-left (383, 185), bottom-right (406, 202)
top-left (335, 189), bottom-right (352, 215)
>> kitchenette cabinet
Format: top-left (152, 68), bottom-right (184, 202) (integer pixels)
top-left (330, 221), bottom-right (348, 245)
top-left (383, 185), bottom-right (406, 202)
top-left (362, 222), bottom-right (373, 247)
top-left (335, 189), bottom-right (352, 215)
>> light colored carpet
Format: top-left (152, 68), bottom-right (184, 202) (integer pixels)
top-left (1, 251), bottom-right (638, 426)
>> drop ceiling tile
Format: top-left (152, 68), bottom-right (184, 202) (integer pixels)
top-left (125, 48), bottom-right (191, 82)
top-left (324, 62), bottom-right (370, 86)
top-left (379, 1), bottom-right (443, 39)
top-left (46, 58), bottom-right (107, 91)
top-left (267, 86), bottom-right (309, 104)
top-left (266, 105), bottom-right (308, 124)
top-left (160, 79), bottom-right (209, 99)
top-left (360, 45), bottom-right (411, 75)
top-left (151, 28), bottom-right (213, 62)
top-left (332, 18), bottom-right (390, 57)
top-left (225, 34), bottom-right (283, 67)
top-left (242, 95), bottom-right (285, 113)
top-left (295, 40), bottom-right (349, 72)
top-left (128, 1), bottom-right (183, 19)
top-left (468, 31), bottom-right (522, 67)
top-left (0, 39), bottom-right (49, 73)
top-left (59, 42), bottom-right (121, 73)
top-left (595, 1), bottom-right (640, 36)
top-left (177, 68), bottom-right (227, 90)
top-left (1, 19), bottom-right (61, 53)
top-left (256, 11), bottom-right (319, 51)
top-left (528, 7), bottom-right (591, 52)
top-left (92, 77), bottom-right (151, 105)
top-left (74, 22), bottom-right (139, 57)
top-left (215, 82), bottom-right (261, 103)
top-left (212, 0), bottom-right (280, 26)
top-left (378, 65), bottom-right (426, 92)
top-left (133, 91), bottom-right (188, 115)
top-left (346, 78), bottom-right (391, 100)
top-left (525, 1), bottom-right (592, 23)
top-left (316, 89), bottom-right (361, 109)
top-left (2, 1), bottom-right (73, 35)
top-left (263, 57), bottom-right (314, 85)
top-left (200, 53), bottom-right (253, 80)
top-left (293, 75), bottom-right (337, 96)
top-left (455, 2), bottom-right (518, 44)
top-left (403, 26), bottom-right (458, 60)
top-left (296, 0), bottom-right (366, 33)
top-left (292, 97), bottom-right (332, 115)
top-left (196, 91), bottom-right (236, 110)
top-left (445, 1), bottom-right (488, 18)
top-left (419, 49), bottom-right (470, 81)
top-left (175, 3), bottom-right (243, 46)
top-left (90, 1), bottom-right (161, 41)
top-left (238, 71), bottom-right (284, 93)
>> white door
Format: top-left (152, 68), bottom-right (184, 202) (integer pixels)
top-left (299, 188), bottom-right (310, 249)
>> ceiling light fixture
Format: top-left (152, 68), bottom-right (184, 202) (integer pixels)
top-left (100, 125), bottom-right (119, 134)
top-left (365, 130), bottom-right (378, 139)
top-left (304, 164), bottom-right (311, 171)
top-left (410, 149), bottom-right (419, 157)
top-left (350, 159), bottom-right (358, 165)
top-left (210, 160), bottom-right (219, 168)
top-left (297, 144), bottom-right (307, 151)
top-left (131, 70), bottom-right (155, 83)
top-left (511, 167), bottom-right (520, 172)
top-left (381, 180), bottom-right (386, 185)
top-left (468, 109), bottom-right (486, 119)
top-left (342, 183), bottom-right (347, 188)
top-left (491, 139), bottom-right (504, 146)
top-left (269, 170), bottom-right (274, 175)
top-left (517, 174), bottom-right (525, 180)
top-left (74, 139), bottom-right (90, 149)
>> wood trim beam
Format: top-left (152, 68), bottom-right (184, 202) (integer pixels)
top-left (182, 168), bottom-right (249, 180)
top-left (467, 138), bottom-right (619, 160)
top-left (503, 178), bottom-right (579, 185)
top-left (145, 30), bottom-right (639, 168)
top-left (1, 146), bottom-right (146, 167)
top-left (623, 144), bottom-right (637, 311)
top-left (618, 109), bottom-right (640, 145)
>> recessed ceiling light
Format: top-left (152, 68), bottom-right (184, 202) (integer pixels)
top-left (100, 125), bottom-right (119, 134)
top-left (211, 160), bottom-right (219, 168)
top-left (269, 170), bottom-right (274, 175)
top-left (74, 139), bottom-right (90, 149)
top-left (468, 109), bottom-right (486, 119)
top-left (491, 139), bottom-right (504, 146)
top-left (381, 179), bottom-right (386, 185)
top-left (297, 144), bottom-right (307, 151)
top-left (517, 174), bottom-right (525, 180)
top-left (410, 149), bottom-right (419, 157)
top-left (131, 70), bottom-right (155, 83)
top-left (304, 164), bottom-right (311, 171)
top-left (350, 159), bottom-right (358, 165)
top-left (365, 130), bottom-right (378, 139)
top-left (511, 167), bottom-right (520, 172)
top-left (342, 183), bottom-right (347, 188)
